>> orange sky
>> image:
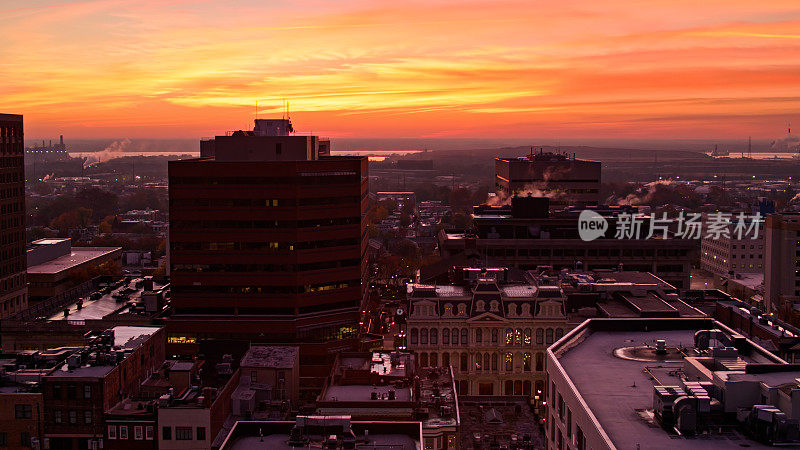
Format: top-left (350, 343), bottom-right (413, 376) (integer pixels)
top-left (2, 0), bottom-right (800, 139)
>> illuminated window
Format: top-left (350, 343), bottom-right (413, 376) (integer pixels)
top-left (524, 353), bottom-right (532, 372)
top-left (505, 352), bottom-right (513, 371)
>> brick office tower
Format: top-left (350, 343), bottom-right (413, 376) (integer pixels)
top-left (167, 119), bottom-right (368, 386)
top-left (0, 114), bottom-right (27, 318)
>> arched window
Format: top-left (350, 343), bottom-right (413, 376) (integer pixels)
top-left (476, 328), bottom-right (482, 343)
top-left (442, 352), bottom-right (450, 367)
top-left (555, 328), bottom-right (564, 340)
top-left (430, 328), bottom-right (438, 345)
top-left (420, 352), bottom-right (428, 367)
top-left (521, 303), bottom-right (531, 316)
top-left (508, 303), bottom-right (517, 317)
top-left (451, 328), bottom-right (458, 346)
top-left (461, 328), bottom-right (468, 345)
top-left (457, 303), bottom-right (467, 316)
top-left (524, 328), bottom-right (532, 345)
top-left (491, 353), bottom-right (498, 371)
top-left (442, 329), bottom-right (450, 345)
top-left (514, 380), bottom-right (523, 396)
top-left (476, 300), bottom-right (485, 312)
top-left (490, 300), bottom-right (499, 312)
top-left (443, 303), bottom-right (453, 316)
top-left (484, 353), bottom-right (490, 372)
top-left (430, 352), bottom-right (438, 366)
top-left (505, 352), bottom-right (513, 372)
top-left (514, 328), bottom-right (522, 346)
top-left (410, 328), bottom-right (418, 345)
top-left (523, 352), bottom-right (532, 372)
top-left (505, 328), bottom-right (513, 345)
top-left (421, 328), bottom-right (428, 345)
top-left (523, 381), bottom-right (531, 396)
top-left (546, 329), bottom-right (554, 345)
top-left (492, 329), bottom-right (498, 343)
top-left (505, 380), bottom-right (513, 395)
top-left (475, 353), bottom-right (482, 372)
top-left (536, 328), bottom-right (544, 345)
top-left (460, 353), bottom-right (468, 372)
top-left (536, 352), bottom-right (544, 371)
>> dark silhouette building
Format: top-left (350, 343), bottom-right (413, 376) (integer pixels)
top-left (0, 113), bottom-right (27, 318)
top-left (167, 119), bottom-right (368, 385)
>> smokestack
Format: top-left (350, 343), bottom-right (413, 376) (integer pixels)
top-left (60, 135), bottom-right (64, 145)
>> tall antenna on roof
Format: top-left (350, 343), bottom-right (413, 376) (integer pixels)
top-left (255, 100), bottom-right (258, 120)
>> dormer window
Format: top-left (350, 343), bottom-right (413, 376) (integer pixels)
top-left (457, 303), bottom-right (467, 316)
top-left (490, 301), bottom-right (499, 312)
top-left (476, 300), bottom-right (485, 312)
top-left (443, 303), bottom-right (453, 316)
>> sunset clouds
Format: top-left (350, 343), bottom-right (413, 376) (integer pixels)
top-left (2, 0), bottom-right (800, 138)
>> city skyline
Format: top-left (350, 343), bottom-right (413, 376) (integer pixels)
top-left (3, 0), bottom-right (800, 139)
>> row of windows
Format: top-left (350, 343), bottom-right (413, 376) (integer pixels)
top-left (108, 425), bottom-right (154, 440)
top-left (171, 195), bottom-right (362, 208)
top-left (549, 382), bottom-right (586, 450)
top-left (171, 174), bottom-right (360, 186)
top-left (172, 259), bottom-right (361, 274)
top-left (410, 327), bottom-right (564, 346)
top-left (51, 384), bottom-right (92, 400)
top-left (171, 216), bottom-right (360, 230)
top-left (161, 425), bottom-right (206, 441)
top-left (0, 432), bottom-right (30, 448)
top-left (418, 351), bottom-right (546, 373)
top-left (172, 280), bottom-right (359, 295)
top-left (172, 237), bottom-right (360, 252)
top-left (53, 409), bottom-right (93, 424)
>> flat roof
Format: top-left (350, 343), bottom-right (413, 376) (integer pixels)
top-left (322, 384), bottom-right (412, 402)
top-left (48, 279), bottom-right (164, 321)
top-left (240, 346), bottom-right (298, 369)
top-left (553, 320), bottom-right (782, 449)
top-left (27, 247), bottom-right (120, 274)
top-left (219, 419), bottom-right (422, 450)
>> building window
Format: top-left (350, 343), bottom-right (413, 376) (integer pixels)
top-left (20, 432), bottom-right (30, 448)
top-left (108, 426), bottom-right (117, 440)
top-left (134, 426), bottom-right (143, 440)
top-left (430, 328), bottom-right (438, 344)
top-left (492, 353), bottom-right (498, 371)
top-left (460, 353), bottom-right (468, 372)
top-left (176, 427), bottom-right (193, 440)
top-left (251, 371), bottom-right (257, 383)
top-left (197, 427), bottom-right (206, 441)
top-left (14, 404), bottom-right (32, 419)
top-left (461, 328), bottom-right (468, 345)
top-left (69, 410), bottom-right (77, 424)
top-left (54, 410), bottom-right (62, 424)
top-left (484, 353), bottom-right (490, 372)
top-left (476, 328), bottom-right (482, 343)
top-left (410, 328), bottom-right (418, 345)
top-left (546, 329), bottom-right (554, 345)
top-left (275, 143), bottom-right (282, 155)
top-left (536, 328), bottom-right (544, 344)
top-left (66, 385), bottom-right (76, 400)
top-left (421, 328), bottom-right (428, 344)
top-left (120, 426), bottom-right (129, 440)
top-left (524, 353), bottom-right (532, 372)
top-left (442, 330), bottom-right (449, 345)
top-left (53, 385), bottom-right (61, 399)
top-left (505, 353), bottom-right (513, 371)
top-left (536, 352), bottom-right (544, 372)
top-left (84, 411), bottom-right (92, 424)
top-left (0, 433), bottom-right (6, 447)
top-left (162, 427), bottom-right (172, 440)
top-left (146, 426), bottom-right (154, 440)
top-left (84, 385), bottom-right (92, 399)
top-left (492, 329), bottom-right (498, 343)
top-left (451, 328), bottom-right (458, 345)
